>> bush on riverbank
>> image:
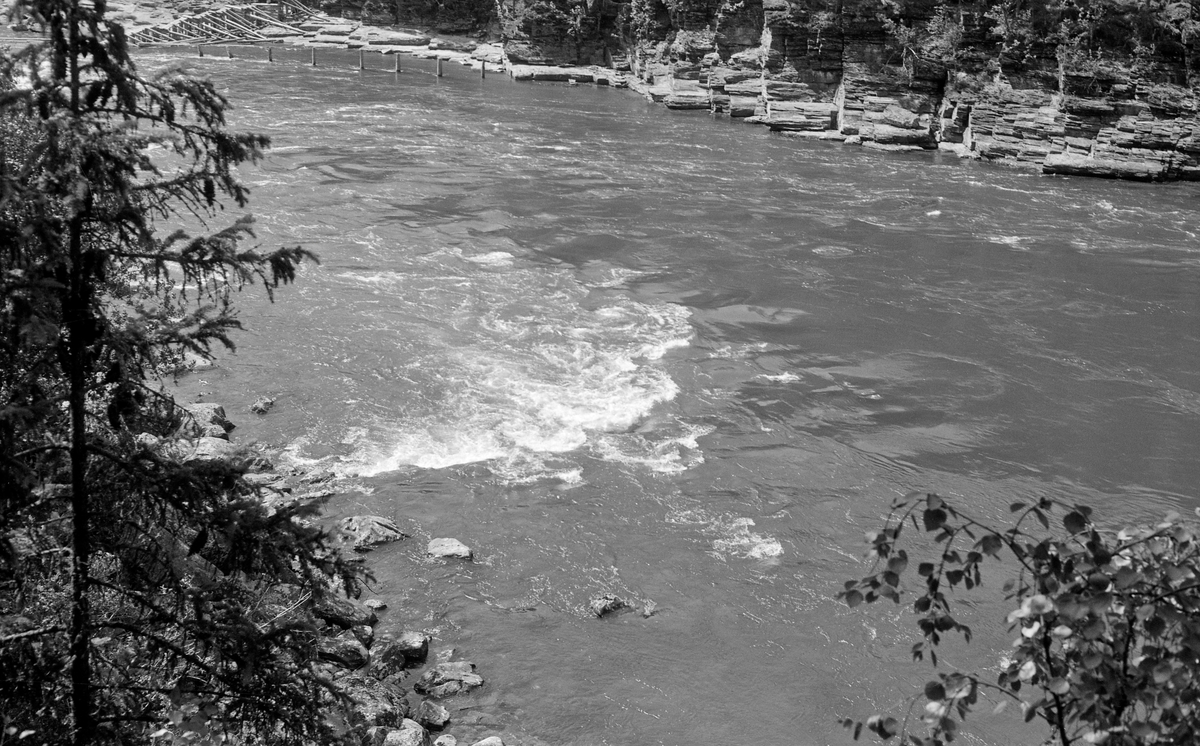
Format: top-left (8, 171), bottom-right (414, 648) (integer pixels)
top-left (840, 493), bottom-right (1200, 746)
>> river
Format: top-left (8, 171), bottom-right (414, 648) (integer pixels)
top-left (142, 46), bottom-right (1200, 745)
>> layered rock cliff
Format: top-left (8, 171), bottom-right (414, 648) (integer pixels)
top-left (311, 0), bottom-right (1200, 180)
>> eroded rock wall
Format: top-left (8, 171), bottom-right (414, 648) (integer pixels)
top-left (496, 0), bottom-right (1200, 180)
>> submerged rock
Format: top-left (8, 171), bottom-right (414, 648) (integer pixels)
top-left (470, 738), bottom-right (504, 746)
top-left (427, 538), bottom-right (473, 560)
top-left (589, 593), bottom-right (630, 618)
top-left (250, 396), bottom-right (275, 414)
top-left (414, 662), bottom-right (484, 697)
top-left (432, 736), bottom-right (457, 746)
top-left (343, 515), bottom-right (408, 550)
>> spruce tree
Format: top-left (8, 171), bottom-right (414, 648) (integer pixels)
top-left (0, 1), bottom-right (364, 743)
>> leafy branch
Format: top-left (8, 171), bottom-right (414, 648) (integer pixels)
top-left (839, 492), bottom-right (1200, 746)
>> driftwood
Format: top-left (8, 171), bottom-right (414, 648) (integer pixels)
top-left (129, 1), bottom-right (319, 46)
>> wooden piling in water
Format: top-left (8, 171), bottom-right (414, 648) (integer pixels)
top-left (198, 45), bottom-right (204, 57)
top-left (311, 46), bottom-right (316, 66)
top-left (436, 57), bottom-right (442, 77)
top-left (359, 49), bottom-right (364, 70)
top-left (227, 45), bottom-right (233, 59)
top-left (394, 53), bottom-right (400, 73)
top-left (481, 61), bottom-right (485, 78)
top-left (268, 46), bottom-right (273, 62)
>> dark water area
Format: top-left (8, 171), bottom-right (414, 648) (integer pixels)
top-left (142, 47), bottom-right (1200, 745)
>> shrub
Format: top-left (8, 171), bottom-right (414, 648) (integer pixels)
top-left (839, 492), bottom-right (1200, 746)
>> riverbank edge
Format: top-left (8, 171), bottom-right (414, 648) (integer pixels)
top-left (174, 399), bottom-right (518, 746)
top-left (129, 9), bottom-right (1200, 185)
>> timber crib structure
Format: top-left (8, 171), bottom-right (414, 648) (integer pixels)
top-left (128, 0), bottom-right (320, 46)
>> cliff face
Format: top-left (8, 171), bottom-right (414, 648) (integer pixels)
top-left (319, 0), bottom-right (497, 35)
top-left (493, 0), bottom-right (1200, 181)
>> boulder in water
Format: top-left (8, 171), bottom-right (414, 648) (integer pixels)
top-left (250, 396), bottom-right (275, 415)
top-left (314, 595), bottom-right (378, 628)
top-left (371, 631), bottom-right (430, 677)
top-left (414, 661), bottom-right (484, 697)
top-left (343, 515), bottom-right (408, 550)
top-left (415, 699), bottom-right (451, 729)
top-left (589, 593), bottom-right (630, 618)
top-left (384, 719), bottom-right (430, 746)
top-left (427, 538), bottom-right (472, 560)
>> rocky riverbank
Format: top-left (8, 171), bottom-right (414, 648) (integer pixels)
top-left (109, 0), bottom-right (1200, 184)
top-left (173, 401), bottom-right (518, 746)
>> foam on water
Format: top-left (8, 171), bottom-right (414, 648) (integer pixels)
top-left (330, 251), bottom-right (696, 480)
top-left (812, 245), bottom-right (855, 257)
top-left (759, 372), bottom-right (801, 383)
top-left (464, 251), bottom-right (516, 266)
top-left (591, 421), bottom-right (713, 473)
top-left (664, 509), bottom-right (784, 560)
top-left (712, 517), bottom-right (785, 560)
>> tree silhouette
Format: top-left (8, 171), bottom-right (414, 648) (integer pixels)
top-left (0, 2), bottom-right (364, 743)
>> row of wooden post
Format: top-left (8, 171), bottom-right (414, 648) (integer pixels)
top-left (196, 44), bottom-right (488, 78)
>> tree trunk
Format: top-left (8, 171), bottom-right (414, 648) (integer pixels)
top-left (65, 4), bottom-right (94, 743)
top-left (68, 215), bottom-right (94, 746)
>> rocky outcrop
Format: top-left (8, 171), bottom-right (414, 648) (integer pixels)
top-left (179, 402), bottom-right (234, 439)
top-left (496, 0), bottom-right (1200, 181)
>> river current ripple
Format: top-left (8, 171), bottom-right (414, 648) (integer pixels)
top-left (146, 48), bottom-right (1200, 745)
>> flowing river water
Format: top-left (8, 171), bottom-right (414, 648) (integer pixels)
top-left (142, 47), bottom-right (1200, 745)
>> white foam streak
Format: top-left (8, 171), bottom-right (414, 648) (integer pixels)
top-left (665, 510), bottom-right (784, 560)
top-left (336, 254), bottom-right (696, 481)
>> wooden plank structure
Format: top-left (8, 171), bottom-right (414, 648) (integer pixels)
top-left (129, 0), bottom-right (320, 46)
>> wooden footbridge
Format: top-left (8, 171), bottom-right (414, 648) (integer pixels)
top-left (128, 0), bottom-right (324, 46)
